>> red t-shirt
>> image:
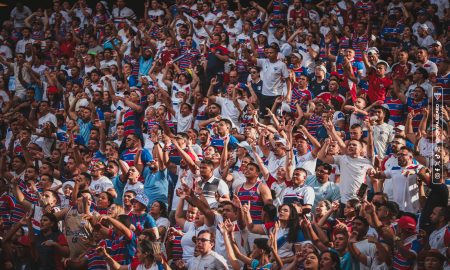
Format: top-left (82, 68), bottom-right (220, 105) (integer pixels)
top-left (367, 69), bottom-right (392, 102)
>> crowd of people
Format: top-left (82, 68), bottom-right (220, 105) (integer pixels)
top-left (0, 0), bottom-right (449, 269)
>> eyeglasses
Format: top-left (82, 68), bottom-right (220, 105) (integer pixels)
top-left (196, 238), bottom-right (211, 243)
top-left (316, 169), bottom-right (329, 174)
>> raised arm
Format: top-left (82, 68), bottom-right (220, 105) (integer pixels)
top-left (316, 138), bottom-right (335, 164)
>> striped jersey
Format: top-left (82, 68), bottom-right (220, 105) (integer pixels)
top-left (101, 229), bottom-right (137, 265)
top-left (124, 107), bottom-right (143, 136)
top-left (128, 212), bottom-right (157, 236)
top-left (384, 97), bottom-right (405, 126)
top-left (237, 182), bottom-right (264, 224)
top-left (392, 234), bottom-right (422, 270)
top-left (85, 247), bottom-right (108, 270)
top-left (406, 97), bottom-right (428, 132)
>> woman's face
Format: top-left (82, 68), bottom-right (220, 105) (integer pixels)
top-left (194, 210), bottom-right (205, 226)
top-left (304, 253), bottom-right (319, 269)
top-left (278, 205), bottom-right (290, 221)
top-left (315, 202), bottom-right (328, 217)
top-left (150, 202), bottom-right (161, 216)
top-left (319, 252), bottom-right (334, 270)
top-left (40, 216), bottom-right (53, 231)
top-left (186, 206), bottom-right (198, 222)
top-left (63, 185), bottom-right (73, 197)
top-left (97, 193), bottom-right (109, 208)
top-left (424, 256), bottom-right (442, 270)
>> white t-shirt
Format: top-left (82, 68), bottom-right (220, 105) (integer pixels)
top-left (176, 113), bottom-right (194, 134)
top-left (266, 152), bottom-right (291, 178)
top-left (256, 59), bottom-right (289, 96)
top-left (181, 221), bottom-right (211, 263)
top-left (333, 155), bottom-right (373, 203)
top-left (384, 164), bottom-right (422, 213)
top-left (123, 181), bottom-right (144, 198)
top-left (429, 225), bottom-right (450, 255)
top-left (38, 113), bottom-right (57, 129)
top-left (354, 239), bottom-right (377, 270)
top-left (214, 214), bottom-right (247, 269)
top-left (412, 60), bottom-right (438, 76)
top-left (373, 123), bottom-right (394, 159)
top-left (295, 152), bottom-right (317, 175)
top-left (382, 154), bottom-right (399, 200)
top-left (281, 185), bottom-right (315, 206)
top-left (215, 96), bottom-right (246, 128)
top-left (89, 176), bottom-right (115, 195)
top-left (417, 137), bottom-right (438, 166)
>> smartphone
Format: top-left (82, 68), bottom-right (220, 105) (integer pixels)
top-left (357, 183), bottom-right (368, 200)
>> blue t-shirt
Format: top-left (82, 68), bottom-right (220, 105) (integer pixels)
top-left (143, 167), bottom-right (169, 206)
top-left (112, 175), bottom-right (126, 205)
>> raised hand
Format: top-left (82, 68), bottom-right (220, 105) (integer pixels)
top-left (231, 193), bottom-right (242, 209)
top-left (224, 218), bottom-right (234, 233)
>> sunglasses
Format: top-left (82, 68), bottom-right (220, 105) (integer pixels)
top-left (196, 238), bottom-right (211, 243)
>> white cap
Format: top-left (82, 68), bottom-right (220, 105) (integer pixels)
top-left (291, 53), bottom-right (303, 60)
top-left (316, 65), bottom-right (327, 74)
top-left (394, 125), bottom-right (405, 131)
top-left (237, 141), bottom-right (252, 152)
top-left (100, 63), bottom-right (110, 70)
top-left (419, 24), bottom-right (429, 30)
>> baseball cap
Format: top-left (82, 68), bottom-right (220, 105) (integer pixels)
top-left (131, 193), bottom-right (150, 208)
top-left (419, 24), bottom-right (429, 31)
top-left (237, 141), bottom-right (252, 152)
top-left (290, 53), bottom-right (303, 60)
top-left (431, 41), bottom-right (442, 47)
top-left (333, 111), bottom-right (345, 123)
top-left (316, 65), bottom-right (327, 74)
top-left (274, 138), bottom-right (287, 146)
top-left (62, 181), bottom-right (75, 189)
top-left (394, 125), bottom-right (405, 131)
top-left (397, 215), bottom-right (416, 232)
top-left (367, 47), bottom-right (379, 55)
top-left (100, 63), bottom-right (110, 70)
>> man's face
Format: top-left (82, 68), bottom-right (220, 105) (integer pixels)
top-left (195, 232), bottom-right (213, 255)
top-left (349, 128), bottom-right (362, 140)
top-left (334, 234), bottom-right (348, 251)
top-left (244, 165), bottom-right (258, 179)
top-left (375, 64), bottom-right (385, 76)
top-left (106, 163), bottom-right (118, 176)
top-left (315, 166), bottom-right (330, 182)
top-left (345, 49), bottom-right (355, 60)
top-left (40, 164), bottom-right (51, 175)
top-left (416, 49), bottom-right (427, 61)
top-left (346, 140), bottom-right (361, 156)
top-left (123, 192), bottom-right (135, 206)
top-left (397, 149), bottom-right (411, 167)
top-left (125, 136), bottom-right (137, 148)
top-left (292, 169), bottom-right (306, 186)
top-left (199, 164), bottom-right (213, 178)
top-left (267, 48), bottom-right (277, 61)
top-left (429, 207), bottom-right (442, 224)
top-left (352, 219), bottom-right (367, 236)
top-left (25, 168), bottom-right (37, 180)
top-left (198, 131), bottom-right (209, 143)
top-left (221, 204), bottom-right (236, 220)
top-left (390, 139), bottom-right (404, 152)
top-left (371, 109), bottom-right (384, 121)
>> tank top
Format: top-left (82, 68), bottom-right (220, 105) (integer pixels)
top-left (237, 181), bottom-right (264, 224)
